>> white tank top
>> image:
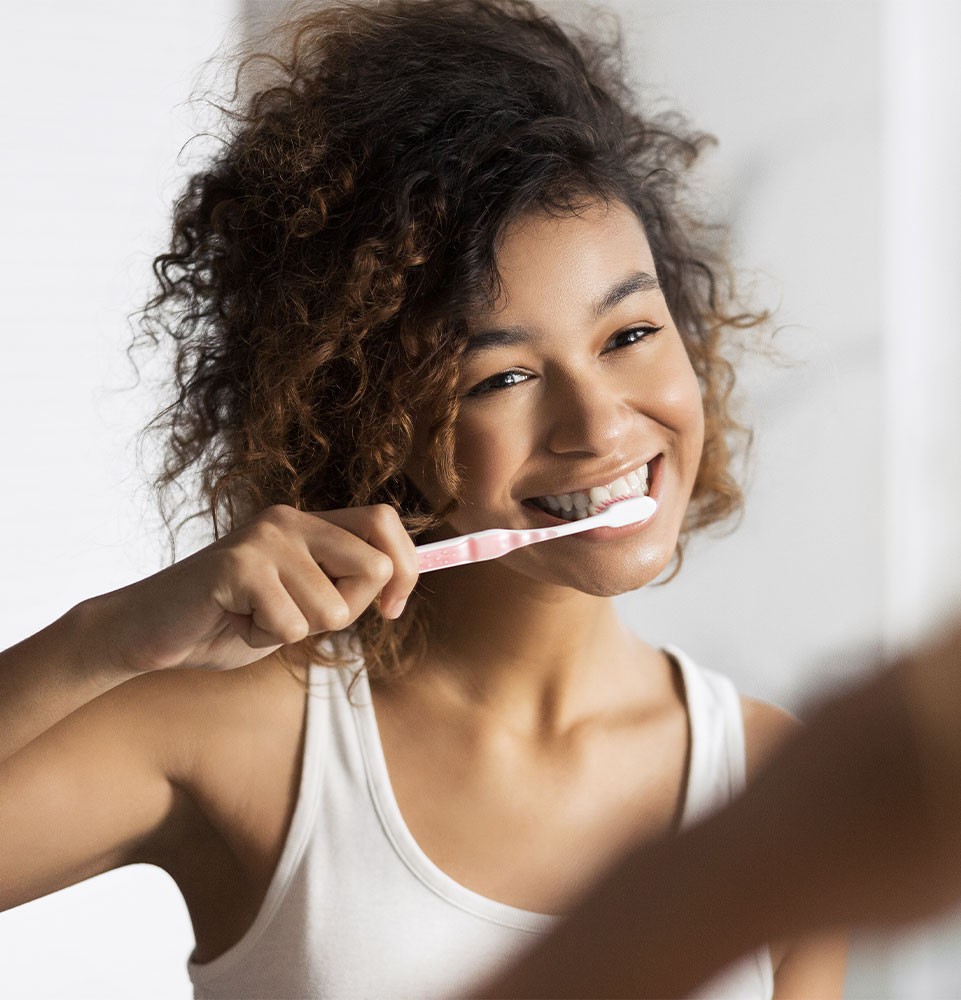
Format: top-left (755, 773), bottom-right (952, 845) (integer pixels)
top-left (188, 645), bottom-right (774, 999)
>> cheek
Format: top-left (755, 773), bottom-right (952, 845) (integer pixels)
top-left (404, 408), bottom-right (529, 516)
top-left (651, 349), bottom-right (706, 452)
top-left (452, 411), bottom-right (529, 497)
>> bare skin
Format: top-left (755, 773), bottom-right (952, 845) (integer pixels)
top-left (0, 200), bottom-right (845, 996)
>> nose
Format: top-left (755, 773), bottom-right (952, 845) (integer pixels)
top-left (542, 370), bottom-right (634, 457)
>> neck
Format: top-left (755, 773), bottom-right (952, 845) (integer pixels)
top-left (409, 561), bottom-right (654, 736)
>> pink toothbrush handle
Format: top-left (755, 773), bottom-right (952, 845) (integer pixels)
top-left (415, 496), bottom-right (654, 572)
top-left (416, 526), bottom-right (560, 573)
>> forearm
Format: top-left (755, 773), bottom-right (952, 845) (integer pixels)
top-left (0, 598), bottom-right (136, 763)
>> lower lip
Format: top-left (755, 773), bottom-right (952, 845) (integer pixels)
top-left (573, 506), bottom-right (658, 541)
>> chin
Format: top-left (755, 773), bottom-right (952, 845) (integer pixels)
top-left (571, 574), bottom-right (660, 598)
top-left (552, 549), bottom-right (675, 597)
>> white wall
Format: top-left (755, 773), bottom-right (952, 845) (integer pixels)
top-left (0, 3), bottom-right (235, 997)
top-left (2, 1), bottom-right (960, 998)
top-left (865, 2), bottom-right (961, 993)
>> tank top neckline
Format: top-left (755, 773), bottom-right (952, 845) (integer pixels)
top-left (343, 644), bottom-right (705, 932)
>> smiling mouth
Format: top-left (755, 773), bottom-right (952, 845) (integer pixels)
top-left (525, 459), bottom-right (654, 522)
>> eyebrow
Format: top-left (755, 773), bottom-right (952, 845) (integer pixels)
top-left (464, 269), bottom-right (661, 356)
top-left (591, 270), bottom-right (661, 319)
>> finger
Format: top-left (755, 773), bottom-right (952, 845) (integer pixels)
top-left (296, 513), bottom-right (386, 580)
top-left (283, 530), bottom-right (402, 628)
top-left (246, 504), bottom-right (417, 623)
top-left (332, 556), bottom-right (396, 623)
top-left (224, 571), bottom-right (319, 649)
top-left (278, 549), bottom-right (366, 633)
top-left (292, 517), bottom-right (396, 621)
top-left (310, 505), bottom-right (419, 618)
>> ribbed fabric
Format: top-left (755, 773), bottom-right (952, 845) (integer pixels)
top-left (188, 647), bottom-right (773, 999)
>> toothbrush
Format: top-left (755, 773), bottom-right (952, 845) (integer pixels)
top-left (415, 495), bottom-right (657, 573)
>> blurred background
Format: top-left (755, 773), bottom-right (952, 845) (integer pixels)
top-left (1, 0), bottom-right (959, 995)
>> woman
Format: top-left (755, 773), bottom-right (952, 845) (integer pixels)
top-left (0, 1), bottom-right (846, 996)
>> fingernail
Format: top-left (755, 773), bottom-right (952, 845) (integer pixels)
top-left (386, 597), bottom-right (408, 620)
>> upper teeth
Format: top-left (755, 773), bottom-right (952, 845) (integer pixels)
top-left (535, 463), bottom-right (649, 521)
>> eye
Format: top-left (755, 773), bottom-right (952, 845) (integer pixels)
top-left (464, 369), bottom-right (532, 397)
top-left (605, 324), bottom-right (664, 351)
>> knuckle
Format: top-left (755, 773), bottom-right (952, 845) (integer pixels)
top-left (255, 504), bottom-right (298, 537)
top-left (368, 551), bottom-right (394, 583)
top-left (283, 619), bottom-right (311, 644)
top-left (216, 543), bottom-right (252, 581)
top-left (325, 603), bottom-right (352, 631)
top-left (252, 509), bottom-right (298, 544)
top-left (263, 502), bottom-right (297, 524)
top-left (392, 542), bottom-right (419, 586)
top-left (245, 521), bottom-right (281, 550)
top-left (368, 503), bottom-right (401, 532)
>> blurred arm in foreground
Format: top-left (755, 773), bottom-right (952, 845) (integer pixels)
top-left (481, 621), bottom-right (961, 998)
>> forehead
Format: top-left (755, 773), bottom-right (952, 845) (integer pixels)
top-left (476, 199), bottom-right (657, 321)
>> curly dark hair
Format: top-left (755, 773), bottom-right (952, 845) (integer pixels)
top-left (135, 0), bottom-right (765, 684)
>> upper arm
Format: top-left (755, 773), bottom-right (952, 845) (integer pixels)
top-left (741, 695), bottom-right (849, 999)
top-left (0, 670), bottom-right (199, 912)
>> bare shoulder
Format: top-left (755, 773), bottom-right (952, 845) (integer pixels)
top-left (136, 655), bottom-right (310, 878)
top-left (739, 695), bottom-right (800, 782)
top-left (0, 656), bottom-right (299, 913)
top-left (131, 655), bottom-right (309, 820)
top-left (110, 657), bottom-right (310, 961)
top-left (100, 654), bottom-right (304, 773)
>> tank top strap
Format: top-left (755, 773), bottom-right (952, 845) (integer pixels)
top-left (187, 659), bottom-right (339, 989)
top-left (663, 646), bottom-right (775, 999)
top-left (664, 644), bottom-right (747, 829)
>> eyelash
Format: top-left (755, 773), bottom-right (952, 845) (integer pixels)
top-left (464, 324), bottom-right (664, 398)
